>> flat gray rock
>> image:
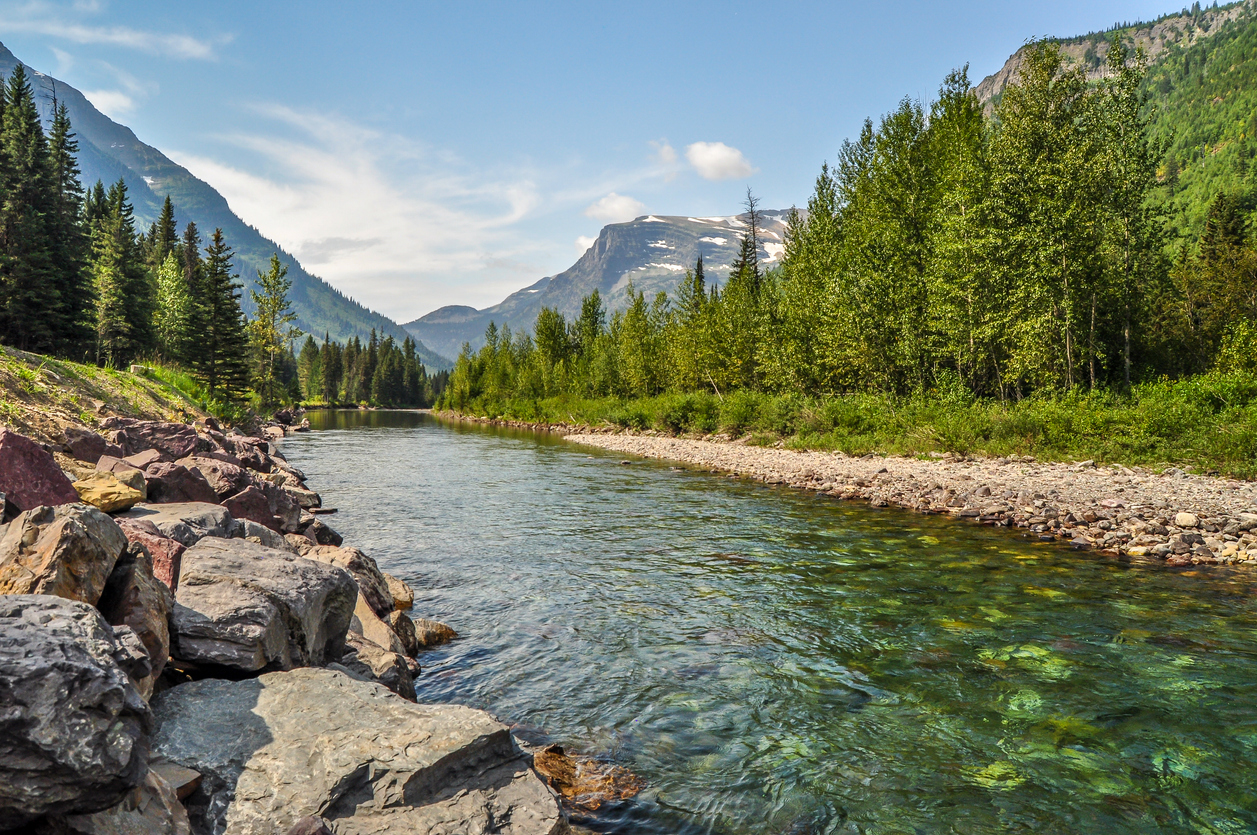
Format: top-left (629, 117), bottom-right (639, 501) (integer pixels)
top-left (171, 537), bottom-right (356, 672)
top-left (151, 668), bottom-right (566, 835)
top-left (117, 503), bottom-right (238, 547)
top-left (0, 595), bottom-right (150, 829)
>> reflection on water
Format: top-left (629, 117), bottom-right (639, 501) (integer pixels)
top-left (285, 410), bottom-right (1257, 835)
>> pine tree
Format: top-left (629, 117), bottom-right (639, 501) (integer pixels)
top-left (98, 180), bottom-right (156, 358)
top-left (46, 101), bottom-right (92, 356)
top-left (297, 334), bottom-right (321, 399)
top-left (320, 333), bottom-right (342, 404)
top-left (189, 228), bottom-right (251, 399)
top-left (247, 254), bottom-right (303, 406)
top-left (90, 209), bottom-right (130, 366)
top-left (0, 63), bottom-right (56, 351)
top-left (145, 195), bottom-right (179, 272)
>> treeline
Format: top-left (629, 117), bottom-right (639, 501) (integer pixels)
top-left (295, 330), bottom-right (446, 407)
top-left (0, 63), bottom-right (441, 410)
top-left (443, 40), bottom-right (1257, 412)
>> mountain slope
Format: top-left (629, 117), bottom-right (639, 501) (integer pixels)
top-left (405, 211), bottom-right (793, 359)
top-left (974, 0), bottom-right (1257, 238)
top-left (0, 42), bottom-right (451, 370)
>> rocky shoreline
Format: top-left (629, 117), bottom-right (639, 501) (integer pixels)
top-left (0, 412), bottom-right (569, 834)
top-left (563, 431), bottom-right (1257, 568)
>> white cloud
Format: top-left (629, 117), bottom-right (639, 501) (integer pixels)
top-left (685, 141), bottom-right (757, 181)
top-left (82, 88), bottom-right (133, 117)
top-left (652, 140), bottom-right (677, 165)
top-left (167, 105), bottom-right (551, 318)
top-left (584, 192), bottom-right (645, 223)
top-left (575, 235), bottom-right (596, 254)
top-left (0, 4), bottom-right (228, 59)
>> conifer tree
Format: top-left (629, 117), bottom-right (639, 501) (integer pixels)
top-left (145, 195), bottom-right (179, 272)
top-left (0, 63), bottom-right (55, 351)
top-left (46, 101), bottom-right (92, 356)
top-left (189, 228), bottom-right (251, 399)
top-left (248, 254), bottom-right (303, 405)
top-left (320, 332), bottom-right (342, 404)
top-left (297, 334), bottom-right (321, 398)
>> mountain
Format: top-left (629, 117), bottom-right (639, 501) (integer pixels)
top-left (0, 42), bottom-right (452, 370)
top-left (974, 0), bottom-right (1257, 237)
top-left (405, 211), bottom-right (793, 360)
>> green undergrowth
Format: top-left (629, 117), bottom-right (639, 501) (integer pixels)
top-left (454, 372), bottom-right (1257, 479)
top-left (140, 363), bottom-right (250, 425)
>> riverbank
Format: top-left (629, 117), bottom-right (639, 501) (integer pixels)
top-left (436, 410), bottom-right (1257, 567)
top-left (566, 432), bottom-right (1257, 567)
top-left (0, 384), bottom-right (568, 832)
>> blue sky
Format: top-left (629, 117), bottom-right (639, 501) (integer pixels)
top-left (0, 0), bottom-right (1179, 320)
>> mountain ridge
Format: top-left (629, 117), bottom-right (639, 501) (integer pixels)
top-left (0, 42), bottom-right (452, 370)
top-left (405, 210), bottom-right (793, 360)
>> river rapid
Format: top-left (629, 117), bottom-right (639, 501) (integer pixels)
top-left (282, 410), bottom-right (1257, 835)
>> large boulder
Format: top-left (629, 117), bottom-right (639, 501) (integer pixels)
top-left (72, 471), bottom-right (144, 513)
top-left (116, 503), bottom-right (237, 548)
top-left (386, 610), bottom-right (420, 657)
top-left (143, 463), bottom-right (218, 505)
top-left (239, 519), bottom-right (294, 551)
top-left (97, 542), bottom-right (174, 700)
top-left (350, 593), bottom-right (407, 657)
top-left (258, 480), bottom-right (301, 533)
top-left (0, 428), bottom-right (79, 512)
top-left (282, 483), bottom-right (321, 509)
top-left (0, 505), bottom-right (128, 604)
top-left (150, 668), bottom-right (565, 835)
top-left (170, 537), bottom-right (356, 673)
top-left (115, 518), bottom-right (185, 592)
top-left (302, 517), bottom-right (342, 547)
top-left (101, 419), bottom-right (199, 463)
top-left (180, 457), bottom-right (252, 500)
top-left (303, 545), bottom-right (393, 619)
top-left (35, 770), bottom-right (192, 835)
top-left (0, 596), bottom-right (151, 829)
top-left (221, 485), bottom-right (276, 531)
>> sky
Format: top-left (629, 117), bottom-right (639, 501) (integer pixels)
top-left (0, 0), bottom-right (1181, 321)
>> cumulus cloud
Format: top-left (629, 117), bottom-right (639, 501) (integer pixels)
top-left (0, 3), bottom-right (229, 59)
top-left (584, 192), bottom-right (645, 223)
top-left (685, 141), bottom-right (757, 181)
top-left (575, 235), bottom-right (596, 254)
top-left (167, 105), bottom-right (551, 318)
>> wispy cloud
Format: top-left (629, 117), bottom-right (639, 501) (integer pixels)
top-left (686, 141), bottom-right (757, 181)
top-left (574, 235), bottom-right (596, 254)
top-left (0, 2), bottom-right (229, 59)
top-left (168, 105), bottom-right (552, 318)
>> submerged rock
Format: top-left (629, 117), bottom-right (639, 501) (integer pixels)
top-left (170, 537), bottom-right (356, 673)
top-left (150, 668), bottom-right (565, 835)
top-left (0, 595), bottom-right (150, 829)
top-left (413, 617), bottom-right (459, 648)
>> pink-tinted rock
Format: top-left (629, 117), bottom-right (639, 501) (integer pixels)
top-left (101, 418), bottom-right (198, 462)
top-left (223, 485), bottom-right (277, 531)
top-left (143, 462), bottom-right (217, 505)
top-left (62, 425), bottom-right (106, 464)
top-left (96, 454), bottom-right (143, 476)
top-left (258, 480), bottom-right (301, 532)
top-left (115, 518), bottom-right (185, 593)
top-left (0, 429), bottom-right (79, 512)
top-left (181, 456), bottom-right (252, 500)
top-left (198, 449), bottom-right (243, 467)
top-left (229, 437), bottom-right (271, 473)
top-left (122, 449), bottom-right (162, 470)
top-left (96, 541), bottom-right (173, 699)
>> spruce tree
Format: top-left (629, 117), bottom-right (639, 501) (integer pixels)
top-left (153, 251), bottom-right (191, 361)
top-left (101, 180), bottom-right (156, 357)
top-left (90, 209), bottom-right (131, 366)
top-left (190, 228), bottom-right (251, 399)
top-left (46, 102), bottom-right (92, 356)
top-left (0, 63), bottom-right (55, 351)
top-left (145, 195), bottom-right (179, 272)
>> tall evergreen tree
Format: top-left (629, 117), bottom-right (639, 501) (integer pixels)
top-left (189, 228), bottom-right (251, 398)
top-left (0, 63), bottom-right (55, 351)
top-left (153, 251), bottom-right (191, 361)
top-left (46, 101), bottom-right (92, 356)
top-left (248, 254), bottom-right (303, 405)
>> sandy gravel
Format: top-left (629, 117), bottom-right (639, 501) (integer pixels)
top-left (564, 432), bottom-right (1257, 568)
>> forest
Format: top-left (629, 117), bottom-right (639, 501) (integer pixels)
top-left (440, 40), bottom-right (1257, 473)
top-left (0, 62), bottom-right (439, 413)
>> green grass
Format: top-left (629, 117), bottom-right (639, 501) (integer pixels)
top-left (450, 372), bottom-right (1257, 479)
top-left (141, 363), bottom-right (250, 425)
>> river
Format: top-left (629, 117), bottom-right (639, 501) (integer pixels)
top-left (281, 410), bottom-right (1257, 835)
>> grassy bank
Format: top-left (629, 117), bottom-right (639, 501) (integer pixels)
top-left (0, 347), bottom-right (211, 442)
top-left (453, 373), bottom-right (1257, 479)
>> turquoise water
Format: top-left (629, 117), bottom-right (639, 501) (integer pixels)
top-left (283, 411), bottom-right (1257, 834)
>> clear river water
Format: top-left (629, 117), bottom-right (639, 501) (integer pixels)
top-left (282, 410), bottom-right (1257, 835)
